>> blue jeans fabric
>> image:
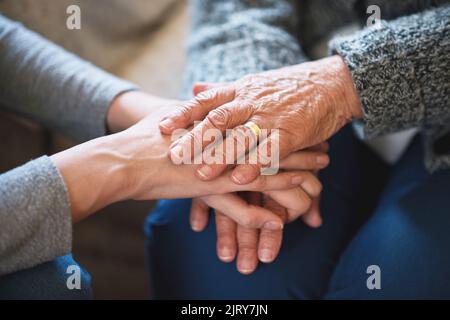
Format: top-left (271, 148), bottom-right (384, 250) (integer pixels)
top-left (325, 135), bottom-right (450, 299)
top-left (145, 126), bottom-right (423, 299)
top-left (0, 254), bottom-right (93, 299)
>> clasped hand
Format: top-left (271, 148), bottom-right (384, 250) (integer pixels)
top-left (159, 55), bottom-right (363, 274)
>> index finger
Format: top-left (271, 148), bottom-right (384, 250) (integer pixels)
top-left (169, 100), bottom-right (252, 165)
top-left (159, 86), bottom-right (235, 134)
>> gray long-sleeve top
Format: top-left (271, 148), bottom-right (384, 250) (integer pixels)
top-left (0, 14), bottom-right (135, 275)
top-left (185, 0), bottom-right (450, 172)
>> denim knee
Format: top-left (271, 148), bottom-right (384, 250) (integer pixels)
top-left (144, 199), bottom-right (363, 299)
top-left (325, 139), bottom-right (450, 299)
top-left (0, 254), bottom-right (93, 300)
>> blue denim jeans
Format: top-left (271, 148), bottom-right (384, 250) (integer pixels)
top-left (0, 254), bottom-right (93, 299)
top-left (145, 126), bottom-right (450, 299)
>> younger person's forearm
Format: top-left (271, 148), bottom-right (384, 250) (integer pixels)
top-left (50, 134), bottom-right (132, 222)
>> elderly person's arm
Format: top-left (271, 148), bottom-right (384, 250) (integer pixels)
top-left (330, 4), bottom-right (450, 171)
top-left (164, 4), bottom-right (450, 177)
top-left (182, 0), bottom-right (307, 92)
top-left (164, 0), bottom-right (328, 274)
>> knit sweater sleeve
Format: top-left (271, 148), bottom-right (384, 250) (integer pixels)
top-left (330, 4), bottom-right (450, 170)
top-left (183, 0), bottom-right (307, 97)
top-left (0, 14), bottom-right (136, 142)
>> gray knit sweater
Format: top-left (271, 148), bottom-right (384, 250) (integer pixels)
top-left (184, 0), bottom-right (450, 172)
top-left (0, 14), bottom-right (135, 275)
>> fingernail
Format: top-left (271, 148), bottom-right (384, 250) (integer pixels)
top-left (191, 220), bottom-right (202, 232)
top-left (316, 155), bottom-right (329, 166)
top-left (263, 221), bottom-right (283, 231)
top-left (219, 247), bottom-right (233, 262)
top-left (231, 171), bottom-right (246, 184)
top-left (259, 248), bottom-right (273, 263)
top-left (159, 118), bottom-right (175, 131)
top-left (170, 145), bottom-right (183, 163)
top-left (291, 176), bottom-right (303, 185)
top-left (238, 258), bottom-right (254, 274)
top-left (197, 165), bottom-right (213, 180)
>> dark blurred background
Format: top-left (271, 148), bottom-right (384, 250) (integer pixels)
top-left (0, 0), bottom-right (188, 299)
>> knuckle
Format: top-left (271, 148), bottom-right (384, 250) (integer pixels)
top-left (186, 129), bottom-right (203, 148)
top-left (303, 172), bottom-right (322, 196)
top-left (252, 174), bottom-right (267, 190)
top-left (294, 190), bottom-right (312, 213)
top-left (194, 90), bottom-right (215, 106)
top-left (240, 211), bottom-right (258, 227)
top-left (183, 131), bottom-right (196, 145)
top-left (309, 175), bottom-right (323, 196)
top-left (207, 107), bottom-right (232, 129)
top-left (179, 131), bottom-right (202, 157)
top-left (241, 74), bottom-right (257, 87)
top-left (233, 126), bottom-right (252, 152)
top-left (174, 104), bottom-right (192, 122)
top-left (217, 227), bottom-right (233, 238)
top-left (238, 241), bottom-right (258, 252)
top-left (259, 233), bottom-right (278, 247)
top-left (301, 196), bottom-right (313, 212)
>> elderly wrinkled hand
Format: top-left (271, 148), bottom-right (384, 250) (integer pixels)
top-left (156, 56), bottom-right (362, 271)
top-left (159, 55), bottom-right (362, 185)
top-left (53, 92), bottom-right (323, 226)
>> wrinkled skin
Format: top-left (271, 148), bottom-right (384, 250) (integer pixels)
top-left (160, 55), bottom-right (362, 185)
top-left (159, 55), bottom-right (363, 274)
top-left (110, 93), bottom-right (329, 274)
